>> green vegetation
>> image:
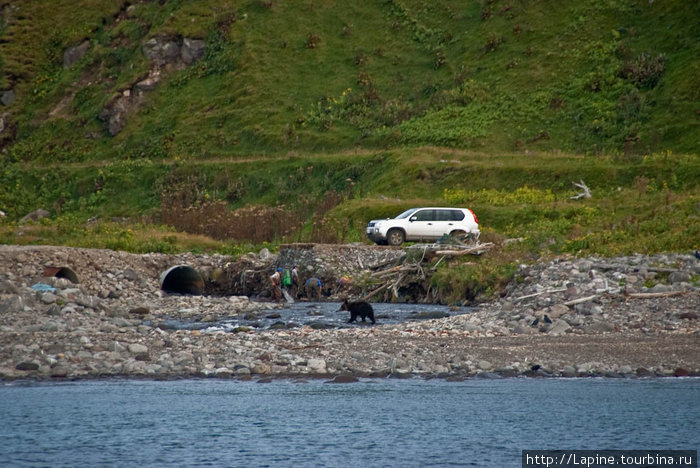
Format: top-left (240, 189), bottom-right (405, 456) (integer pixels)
top-left (0, 0), bottom-right (698, 303)
top-left (2, 0), bottom-right (699, 159)
top-left (1, 149), bottom-right (697, 286)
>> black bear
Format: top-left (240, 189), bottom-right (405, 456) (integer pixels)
top-left (340, 299), bottom-right (376, 324)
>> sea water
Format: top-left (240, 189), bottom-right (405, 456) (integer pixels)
top-left (1, 377), bottom-right (698, 467)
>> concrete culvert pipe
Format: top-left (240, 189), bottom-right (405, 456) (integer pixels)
top-left (43, 266), bottom-right (80, 284)
top-left (159, 265), bottom-right (204, 295)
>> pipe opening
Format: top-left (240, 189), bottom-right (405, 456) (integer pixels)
top-left (43, 266), bottom-right (80, 284)
top-left (159, 265), bottom-right (204, 295)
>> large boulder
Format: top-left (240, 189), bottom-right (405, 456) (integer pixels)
top-left (63, 41), bottom-right (90, 68)
top-left (1, 295), bottom-right (24, 314)
top-left (548, 319), bottom-right (571, 336)
top-left (1, 89), bottom-right (15, 106)
top-left (127, 343), bottom-right (149, 355)
top-left (143, 37), bottom-right (205, 66)
top-left (99, 90), bottom-right (145, 136)
top-left (307, 358), bottom-right (327, 373)
top-left (19, 208), bottom-right (50, 224)
top-left (143, 38), bottom-right (169, 63)
top-left (668, 271), bottom-right (691, 284)
top-left (181, 38), bottom-right (206, 65)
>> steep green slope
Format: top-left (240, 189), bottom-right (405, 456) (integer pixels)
top-left (0, 0), bottom-right (698, 296)
top-left (1, 0), bottom-right (698, 162)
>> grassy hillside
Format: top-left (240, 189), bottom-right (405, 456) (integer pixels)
top-left (0, 1), bottom-right (698, 302)
top-left (1, 147), bottom-right (697, 251)
top-left (1, 0), bottom-right (698, 161)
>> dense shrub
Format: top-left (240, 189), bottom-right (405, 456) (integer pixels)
top-left (159, 184), bottom-right (349, 244)
top-left (620, 53), bottom-right (666, 89)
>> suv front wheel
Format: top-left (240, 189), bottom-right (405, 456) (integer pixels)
top-left (387, 229), bottom-right (405, 246)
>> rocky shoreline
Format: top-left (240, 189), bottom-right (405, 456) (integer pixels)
top-left (1, 245), bottom-right (698, 382)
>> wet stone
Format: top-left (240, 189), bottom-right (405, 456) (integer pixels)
top-left (15, 361), bottom-right (39, 371)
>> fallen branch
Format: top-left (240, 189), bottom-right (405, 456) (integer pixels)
top-left (414, 262), bottom-right (425, 280)
top-left (391, 274), bottom-right (406, 299)
top-left (433, 243), bottom-right (495, 256)
top-left (513, 288), bottom-right (568, 302)
top-left (371, 268), bottom-right (401, 279)
top-left (370, 258), bottom-right (401, 271)
top-left (570, 179), bottom-right (592, 199)
top-left (592, 263), bottom-right (681, 274)
top-left (625, 291), bottom-right (687, 300)
top-left (563, 294), bottom-right (598, 306)
top-left (636, 267), bottom-right (683, 274)
top-left (362, 283), bottom-right (389, 301)
top-left (371, 264), bottom-right (419, 278)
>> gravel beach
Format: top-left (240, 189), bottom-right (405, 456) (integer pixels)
top-left (1, 245), bottom-right (698, 381)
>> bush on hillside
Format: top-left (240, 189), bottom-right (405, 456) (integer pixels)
top-left (620, 53), bottom-right (666, 89)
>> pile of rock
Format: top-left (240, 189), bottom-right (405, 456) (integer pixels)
top-left (100, 34), bottom-right (206, 135)
top-left (277, 243), bottom-right (403, 279)
top-left (217, 243), bottom-right (405, 298)
top-left (397, 253), bottom-right (699, 337)
top-left (0, 246), bottom-right (698, 381)
top-left (0, 245), bottom-right (279, 380)
top-left (498, 253), bottom-right (699, 335)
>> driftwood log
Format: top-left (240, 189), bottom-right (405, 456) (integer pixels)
top-left (570, 179), bottom-right (592, 199)
top-left (625, 291), bottom-right (688, 300)
top-left (361, 241), bottom-right (495, 302)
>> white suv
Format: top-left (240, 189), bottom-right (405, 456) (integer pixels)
top-left (366, 207), bottom-right (480, 246)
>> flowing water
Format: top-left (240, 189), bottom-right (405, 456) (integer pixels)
top-left (1, 377), bottom-right (698, 467)
top-left (158, 301), bottom-right (471, 332)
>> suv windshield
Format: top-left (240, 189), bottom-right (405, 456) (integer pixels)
top-left (395, 208), bottom-right (418, 219)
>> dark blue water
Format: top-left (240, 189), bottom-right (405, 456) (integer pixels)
top-left (1, 378), bottom-right (698, 467)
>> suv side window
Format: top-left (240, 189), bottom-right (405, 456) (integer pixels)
top-left (413, 209), bottom-right (434, 221)
top-left (436, 210), bottom-right (453, 221)
top-left (450, 210), bottom-right (465, 221)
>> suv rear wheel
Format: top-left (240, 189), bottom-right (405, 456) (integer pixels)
top-left (450, 230), bottom-right (467, 241)
top-left (387, 229), bottom-right (405, 246)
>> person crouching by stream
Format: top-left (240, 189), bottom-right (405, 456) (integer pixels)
top-left (305, 277), bottom-right (322, 301)
top-left (290, 265), bottom-right (299, 298)
top-left (269, 267), bottom-right (283, 302)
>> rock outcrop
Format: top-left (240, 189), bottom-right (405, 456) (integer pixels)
top-left (99, 35), bottom-right (206, 135)
top-left (1, 90), bottom-right (15, 107)
top-left (142, 36), bottom-right (206, 67)
top-left (63, 40), bottom-right (90, 68)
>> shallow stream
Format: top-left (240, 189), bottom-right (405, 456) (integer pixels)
top-left (160, 301), bottom-right (473, 332)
